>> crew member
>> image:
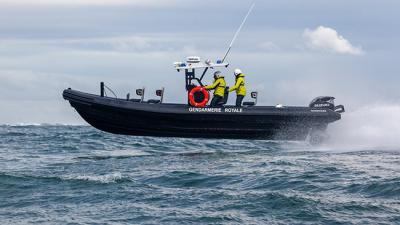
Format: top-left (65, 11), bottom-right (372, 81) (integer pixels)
top-left (229, 68), bottom-right (247, 107)
top-left (205, 71), bottom-right (226, 107)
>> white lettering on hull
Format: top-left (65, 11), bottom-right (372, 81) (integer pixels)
top-left (310, 109), bottom-right (327, 113)
top-left (188, 107), bottom-right (243, 113)
top-left (224, 108), bottom-right (243, 113)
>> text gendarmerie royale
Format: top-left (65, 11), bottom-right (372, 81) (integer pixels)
top-left (188, 107), bottom-right (243, 113)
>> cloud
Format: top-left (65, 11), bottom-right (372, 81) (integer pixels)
top-left (303, 26), bottom-right (364, 55)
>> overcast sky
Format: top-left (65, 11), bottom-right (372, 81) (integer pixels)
top-left (0, 0), bottom-right (399, 124)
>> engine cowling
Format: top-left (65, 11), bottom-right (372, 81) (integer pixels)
top-left (309, 96), bottom-right (335, 110)
top-left (309, 96), bottom-right (345, 113)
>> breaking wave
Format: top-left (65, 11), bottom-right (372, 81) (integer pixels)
top-left (0, 172), bottom-right (128, 184)
top-left (61, 172), bottom-right (128, 184)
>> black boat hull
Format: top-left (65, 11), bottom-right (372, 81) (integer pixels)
top-left (63, 89), bottom-right (341, 141)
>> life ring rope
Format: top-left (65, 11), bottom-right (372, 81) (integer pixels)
top-left (189, 86), bottom-right (209, 107)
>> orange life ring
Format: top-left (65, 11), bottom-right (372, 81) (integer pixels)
top-left (189, 86), bottom-right (209, 107)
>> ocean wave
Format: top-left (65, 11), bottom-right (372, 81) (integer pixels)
top-left (76, 149), bottom-right (151, 160)
top-left (345, 178), bottom-right (400, 198)
top-left (1, 125), bottom-right (399, 224)
top-left (0, 172), bottom-right (130, 184)
top-left (0, 173), bottom-right (65, 184)
top-left (145, 171), bottom-right (241, 188)
top-left (61, 172), bottom-right (128, 184)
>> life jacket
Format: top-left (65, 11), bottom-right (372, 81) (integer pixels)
top-left (205, 77), bottom-right (226, 97)
top-left (229, 74), bottom-right (246, 96)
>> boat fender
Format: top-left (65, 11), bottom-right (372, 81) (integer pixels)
top-left (189, 86), bottom-right (209, 107)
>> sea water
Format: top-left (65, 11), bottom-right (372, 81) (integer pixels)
top-left (0, 121), bottom-right (399, 224)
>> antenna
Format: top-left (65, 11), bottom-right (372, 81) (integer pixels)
top-left (222, 2), bottom-right (255, 63)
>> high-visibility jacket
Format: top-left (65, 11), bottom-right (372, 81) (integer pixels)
top-left (229, 74), bottom-right (246, 96)
top-left (205, 77), bottom-right (226, 97)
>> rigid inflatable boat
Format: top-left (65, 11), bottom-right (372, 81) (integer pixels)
top-left (63, 57), bottom-right (345, 143)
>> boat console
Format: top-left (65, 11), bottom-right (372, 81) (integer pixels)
top-left (174, 56), bottom-right (260, 107)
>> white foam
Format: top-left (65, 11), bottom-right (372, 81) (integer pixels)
top-left (325, 104), bottom-right (400, 151)
top-left (94, 149), bottom-right (151, 157)
top-left (62, 172), bottom-right (124, 184)
top-left (0, 123), bottom-right (86, 126)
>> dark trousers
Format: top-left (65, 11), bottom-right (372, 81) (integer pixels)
top-left (210, 96), bottom-right (223, 107)
top-left (235, 95), bottom-right (245, 107)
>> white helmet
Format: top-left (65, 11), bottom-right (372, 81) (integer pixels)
top-left (234, 68), bottom-right (242, 76)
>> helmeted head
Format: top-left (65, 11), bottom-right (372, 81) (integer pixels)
top-left (213, 71), bottom-right (222, 79)
top-left (234, 68), bottom-right (242, 76)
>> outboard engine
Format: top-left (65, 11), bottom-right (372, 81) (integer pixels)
top-left (309, 96), bottom-right (345, 113)
top-left (309, 96), bottom-right (335, 110)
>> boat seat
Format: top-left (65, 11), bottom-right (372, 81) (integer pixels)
top-left (243, 101), bottom-right (255, 106)
top-left (242, 92), bottom-right (258, 107)
top-left (147, 99), bottom-right (161, 104)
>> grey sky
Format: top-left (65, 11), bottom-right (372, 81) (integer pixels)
top-left (0, 0), bottom-right (399, 124)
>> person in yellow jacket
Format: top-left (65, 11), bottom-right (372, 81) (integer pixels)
top-left (205, 71), bottom-right (226, 107)
top-left (229, 68), bottom-right (247, 106)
